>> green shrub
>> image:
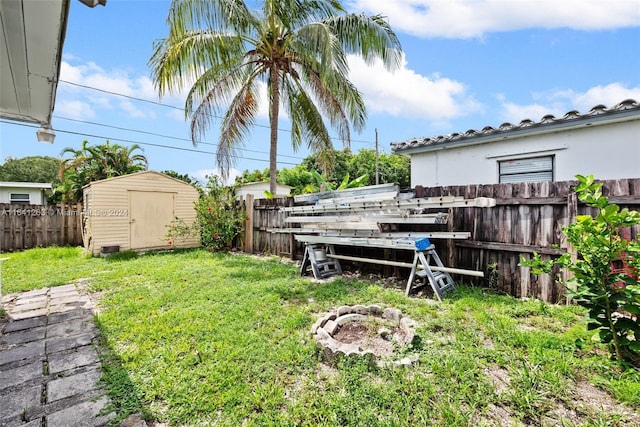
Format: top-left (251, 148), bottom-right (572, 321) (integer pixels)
top-left (521, 175), bottom-right (640, 368)
top-left (166, 176), bottom-right (245, 252)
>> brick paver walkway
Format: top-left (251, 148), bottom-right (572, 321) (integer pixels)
top-left (0, 284), bottom-right (115, 427)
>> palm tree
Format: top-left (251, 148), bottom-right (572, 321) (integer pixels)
top-left (57, 140), bottom-right (148, 201)
top-left (150, 0), bottom-right (402, 194)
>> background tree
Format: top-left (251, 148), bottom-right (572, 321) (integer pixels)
top-left (162, 169), bottom-right (201, 185)
top-left (57, 140), bottom-right (148, 202)
top-left (277, 165), bottom-right (315, 194)
top-left (0, 156), bottom-right (61, 183)
top-left (301, 149), bottom-right (352, 185)
top-left (150, 0), bottom-right (402, 195)
top-left (348, 149), bottom-right (410, 188)
top-left (235, 168), bottom-right (271, 185)
top-left (237, 148), bottom-right (410, 194)
top-left (299, 148), bottom-right (410, 189)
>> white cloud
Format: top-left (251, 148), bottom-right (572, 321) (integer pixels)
top-left (119, 99), bottom-right (156, 120)
top-left (58, 59), bottom-right (182, 121)
top-left (348, 0), bottom-right (640, 38)
top-left (166, 108), bottom-right (189, 123)
top-left (571, 84), bottom-right (640, 112)
top-left (499, 102), bottom-right (561, 123)
top-left (348, 54), bottom-right (481, 124)
top-left (498, 83), bottom-right (640, 123)
top-left (55, 100), bottom-right (96, 120)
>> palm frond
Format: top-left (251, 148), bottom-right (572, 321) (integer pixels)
top-left (325, 13), bottom-right (402, 71)
top-left (168, 0), bottom-right (256, 36)
top-left (150, 30), bottom-right (247, 96)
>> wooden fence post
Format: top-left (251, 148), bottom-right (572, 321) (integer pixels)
top-left (244, 194), bottom-right (254, 254)
top-left (287, 197), bottom-right (295, 260)
top-left (565, 191), bottom-right (578, 304)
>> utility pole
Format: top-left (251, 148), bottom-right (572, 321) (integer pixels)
top-left (375, 128), bottom-right (380, 185)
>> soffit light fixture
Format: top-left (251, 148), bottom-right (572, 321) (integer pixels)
top-left (36, 126), bottom-right (56, 144)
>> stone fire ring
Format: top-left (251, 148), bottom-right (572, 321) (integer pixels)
top-left (311, 304), bottom-right (419, 368)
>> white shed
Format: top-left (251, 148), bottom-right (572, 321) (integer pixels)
top-left (391, 99), bottom-right (640, 187)
top-left (82, 171), bottom-right (200, 256)
top-left (236, 182), bottom-right (293, 200)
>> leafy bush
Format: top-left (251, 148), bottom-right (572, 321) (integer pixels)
top-left (521, 175), bottom-right (640, 368)
top-left (166, 176), bottom-right (245, 252)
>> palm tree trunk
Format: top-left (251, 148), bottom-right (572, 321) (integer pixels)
top-left (269, 66), bottom-right (280, 195)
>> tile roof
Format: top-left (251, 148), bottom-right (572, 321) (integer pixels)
top-left (391, 99), bottom-right (639, 153)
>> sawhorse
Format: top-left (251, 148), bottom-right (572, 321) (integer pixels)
top-left (300, 243), bottom-right (342, 279)
top-left (300, 242), bottom-right (456, 301)
top-left (405, 247), bottom-right (456, 300)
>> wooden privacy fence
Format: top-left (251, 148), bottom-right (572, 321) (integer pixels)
top-left (239, 178), bottom-right (640, 303)
top-left (0, 203), bottom-right (84, 252)
top-left (417, 178), bottom-right (640, 302)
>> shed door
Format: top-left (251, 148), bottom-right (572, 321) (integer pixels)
top-left (129, 191), bottom-right (175, 249)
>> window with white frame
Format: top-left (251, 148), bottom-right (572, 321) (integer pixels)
top-left (10, 193), bottom-right (30, 204)
top-left (498, 155), bottom-right (554, 183)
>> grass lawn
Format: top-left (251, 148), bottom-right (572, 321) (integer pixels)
top-left (2, 247), bottom-right (639, 426)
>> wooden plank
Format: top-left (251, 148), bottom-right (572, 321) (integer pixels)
top-left (493, 197), bottom-right (569, 205)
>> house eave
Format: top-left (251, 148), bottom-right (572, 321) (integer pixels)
top-left (392, 100), bottom-right (640, 156)
top-left (0, 182), bottom-right (53, 190)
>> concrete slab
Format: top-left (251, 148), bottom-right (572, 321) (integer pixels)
top-left (49, 295), bottom-right (83, 306)
top-left (47, 318), bottom-right (96, 339)
top-left (49, 284), bottom-right (78, 294)
top-left (47, 394), bottom-right (115, 427)
top-left (1, 294), bottom-right (15, 304)
top-left (0, 326), bottom-right (46, 345)
top-left (48, 368), bottom-right (102, 402)
top-left (13, 295), bottom-right (49, 306)
top-left (47, 332), bottom-right (96, 354)
top-left (0, 341), bottom-right (45, 366)
top-left (48, 290), bottom-right (79, 298)
top-left (48, 345), bottom-right (99, 374)
top-left (0, 360), bottom-right (43, 390)
top-left (8, 308), bottom-right (48, 321)
top-left (0, 384), bottom-right (41, 419)
top-left (3, 418), bottom-right (42, 427)
top-left (48, 308), bottom-right (93, 324)
top-left (2, 316), bottom-right (47, 333)
top-left (48, 302), bottom-right (92, 317)
top-left (10, 299), bottom-right (48, 312)
top-left (20, 288), bottom-right (49, 298)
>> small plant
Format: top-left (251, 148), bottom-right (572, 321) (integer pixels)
top-left (521, 175), bottom-right (640, 368)
top-left (486, 261), bottom-right (500, 291)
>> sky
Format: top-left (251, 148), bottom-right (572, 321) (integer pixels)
top-left (1, 0), bottom-right (639, 184)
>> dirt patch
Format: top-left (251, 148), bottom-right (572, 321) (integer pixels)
top-left (572, 380), bottom-right (640, 422)
top-left (332, 321), bottom-right (409, 357)
top-left (481, 404), bottom-right (518, 426)
top-left (480, 368), bottom-right (640, 426)
top-left (484, 365), bottom-right (511, 395)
